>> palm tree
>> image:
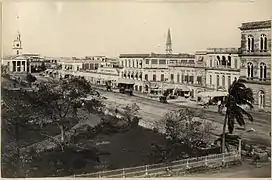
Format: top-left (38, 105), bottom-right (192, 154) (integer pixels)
top-left (222, 78), bottom-right (254, 153)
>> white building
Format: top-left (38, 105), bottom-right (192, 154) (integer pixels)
top-left (201, 48), bottom-right (241, 91)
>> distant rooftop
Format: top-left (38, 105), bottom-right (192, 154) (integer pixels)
top-left (119, 53), bottom-right (195, 59)
top-left (239, 20), bottom-right (271, 30)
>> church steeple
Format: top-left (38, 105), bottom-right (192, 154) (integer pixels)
top-left (165, 28), bottom-right (172, 54)
top-left (13, 16), bottom-right (22, 55)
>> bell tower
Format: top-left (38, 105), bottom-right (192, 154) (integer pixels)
top-left (13, 16), bottom-right (22, 55)
top-left (13, 31), bottom-right (22, 55)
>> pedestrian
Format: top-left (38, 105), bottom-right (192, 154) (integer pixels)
top-left (217, 100), bottom-right (222, 113)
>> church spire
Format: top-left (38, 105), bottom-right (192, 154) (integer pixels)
top-left (166, 28), bottom-right (172, 54)
top-left (13, 15), bottom-right (22, 55)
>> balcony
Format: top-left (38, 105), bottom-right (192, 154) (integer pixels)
top-left (205, 65), bottom-right (240, 72)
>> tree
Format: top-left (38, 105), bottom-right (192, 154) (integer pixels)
top-left (164, 108), bottom-right (213, 148)
top-left (26, 73), bottom-right (37, 85)
top-left (1, 64), bottom-right (8, 76)
top-left (221, 78), bottom-right (254, 153)
top-left (122, 103), bottom-right (140, 124)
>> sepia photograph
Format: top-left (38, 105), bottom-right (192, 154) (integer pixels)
top-left (1, 0), bottom-right (271, 178)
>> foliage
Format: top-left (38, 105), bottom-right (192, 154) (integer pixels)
top-left (122, 103), bottom-right (140, 123)
top-left (26, 73), bottom-right (37, 84)
top-left (164, 108), bottom-right (214, 149)
top-left (222, 78), bottom-right (254, 153)
top-left (1, 64), bottom-right (8, 76)
top-left (225, 78), bottom-right (254, 133)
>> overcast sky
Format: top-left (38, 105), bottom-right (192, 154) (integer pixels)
top-left (3, 0), bottom-right (271, 57)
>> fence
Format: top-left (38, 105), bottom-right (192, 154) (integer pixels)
top-left (73, 150), bottom-right (241, 178)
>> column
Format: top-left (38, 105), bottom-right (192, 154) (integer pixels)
top-left (24, 61), bottom-right (27, 72)
top-left (9, 61), bottom-right (13, 72)
top-left (17, 61), bottom-right (21, 72)
top-left (21, 61), bottom-right (24, 72)
top-left (29, 63), bottom-right (31, 73)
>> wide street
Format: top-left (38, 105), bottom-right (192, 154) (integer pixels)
top-left (100, 90), bottom-right (271, 146)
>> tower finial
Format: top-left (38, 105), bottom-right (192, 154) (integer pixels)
top-left (166, 28), bottom-right (172, 54)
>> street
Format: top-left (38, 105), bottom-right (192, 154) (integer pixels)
top-left (100, 90), bottom-right (271, 146)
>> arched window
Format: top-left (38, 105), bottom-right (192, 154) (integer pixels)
top-left (258, 90), bottom-right (265, 109)
top-left (260, 34), bottom-right (268, 52)
top-left (216, 56), bottom-right (220, 66)
top-left (227, 56), bottom-right (231, 66)
top-left (222, 56), bottom-right (227, 66)
top-left (247, 35), bottom-right (254, 52)
top-left (260, 63), bottom-right (267, 80)
top-left (247, 62), bottom-right (253, 79)
top-left (132, 60), bottom-right (135, 68)
top-left (136, 60), bottom-right (139, 68)
top-left (217, 75), bottom-right (220, 88)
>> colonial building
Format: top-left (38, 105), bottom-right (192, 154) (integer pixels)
top-left (239, 20), bottom-right (271, 111)
top-left (203, 48), bottom-right (241, 91)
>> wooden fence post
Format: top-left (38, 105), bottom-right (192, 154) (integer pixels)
top-left (205, 156), bottom-right (208, 166)
top-left (145, 165), bottom-right (149, 177)
top-left (222, 154), bottom-right (225, 166)
top-left (186, 160), bottom-right (190, 169)
top-left (238, 139), bottom-right (242, 160)
top-left (122, 168), bottom-right (126, 178)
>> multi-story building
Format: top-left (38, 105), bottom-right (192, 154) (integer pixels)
top-left (119, 53), bottom-right (203, 95)
top-left (203, 48), bottom-right (241, 91)
top-left (239, 20), bottom-right (271, 111)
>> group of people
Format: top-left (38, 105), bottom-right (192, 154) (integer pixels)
top-left (203, 97), bottom-right (225, 114)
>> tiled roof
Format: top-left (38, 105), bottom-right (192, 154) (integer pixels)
top-left (239, 20), bottom-right (271, 30)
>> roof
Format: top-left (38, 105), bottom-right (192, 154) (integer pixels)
top-left (117, 78), bottom-right (135, 85)
top-left (197, 91), bottom-right (228, 98)
top-left (206, 48), bottom-right (239, 54)
top-left (239, 20), bottom-right (271, 30)
top-left (119, 53), bottom-right (195, 59)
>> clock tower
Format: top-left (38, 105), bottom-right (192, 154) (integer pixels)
top-left (13, 31), bottom-right (22, 55)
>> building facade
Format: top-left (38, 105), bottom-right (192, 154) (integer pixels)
top-left (239, 20), bottom-right (271, 111)
top-left (203, 48), bottom-right (241, 91)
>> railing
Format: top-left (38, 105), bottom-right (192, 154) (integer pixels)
top-left (73, 151), bottom-right (240, 178)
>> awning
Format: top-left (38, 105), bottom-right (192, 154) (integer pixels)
top-left (163, 84), bottom-right (190, 91)
top-left (197, 91), bottom-right (228, 98)
top-left (117, 78), bottom-right (135, 85)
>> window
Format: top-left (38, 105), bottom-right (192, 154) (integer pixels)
top-left (227, 56), bottom-right (231, 66)
top-left (153, 74), bottom-right (156, 81)
top-left (132, 60), bottom-right (135, 68)
top-left (228, 76), bottom-right (231, 88)
top-left (136, 60), bottom-right (138, 68)
top-left (189, 76), bottom-right (194, 84)
top-left (181, 73), bottom-right (184, 83)
top-left (258, 90), bottom-right (265, 109)
top-left (210, 59), bottom-right (213, 67)
top-left (234, 58), bottom-right (238, 69)
top-left (170, 74), bottom-right (174, 81)
top-left (145, 74), bottom-right (148, 81)
top-left (216, 56), bottom-right (220, 66)
top-left (210, 75), bottom-right (212, 85)
top-left (222, 56), bottom-right (227, 66)
top-left (260, 34), bottom-right (268, 52)
top-left (222, 75), bottom-right (225, 88)
top-left (197, 76), bottom-right (202, 84)
top-left (260, 63), bottom-right (267, 80)
top-left (177, 74), bottom-right (180, 83)
top-left (128, 60), bottom-right (131, 67)
top-left (161, 74), bottom-right (164, 81)
top-left (217, 75), bottom-right (220, 88)
top-left (145, 59), bottom-right (149, 64)
top-left (247, 62), bottom-right (253, 79)
top-left (151, 59), bottom-right (158, 64)
top-left (159, 59), bottom-right (166, 64)
top-left (185, 75), bottom-right (188, 83)
top-left (247, 35), bottom-right (254, 52)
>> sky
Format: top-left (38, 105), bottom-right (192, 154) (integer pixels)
top-left (2, 0), bottom-right (272, 57)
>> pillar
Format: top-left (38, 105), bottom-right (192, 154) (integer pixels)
top-left (29, 63), bottom-right (31, 73)
top-left (21, 61), bottom-right (24, 72)
top-left (9, 61), bottom-right (13, 72)
top-left (24, 61), bottom-right (27, 72)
